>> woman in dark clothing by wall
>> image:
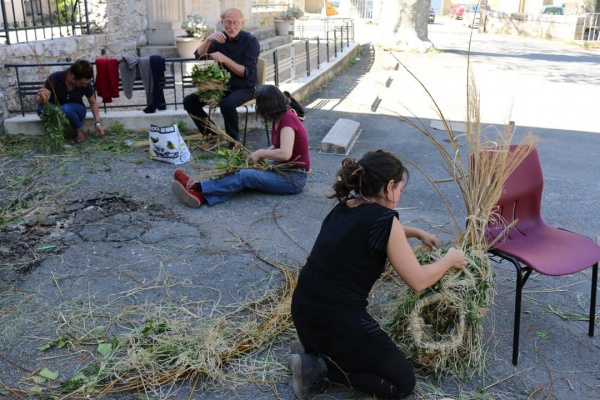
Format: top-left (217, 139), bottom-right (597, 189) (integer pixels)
top-left (36, 59), bottom-right (105, 143)
top-left (290, 150), bottom-right (467, 400)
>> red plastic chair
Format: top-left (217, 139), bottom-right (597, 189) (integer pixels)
top-left (485, 145), bottom-right (600, 365)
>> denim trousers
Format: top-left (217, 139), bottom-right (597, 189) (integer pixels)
top-left (37, 103), bottom-right (87, 130)
top-left (201, 169), bottom-right (307, 206)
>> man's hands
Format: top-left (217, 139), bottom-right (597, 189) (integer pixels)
top-left (209, 51), bottom-right (231, 64)
top-left (205, 31), bottom-right (227, 44)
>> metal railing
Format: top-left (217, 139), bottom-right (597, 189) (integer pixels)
top-left (251, 0), bottom-right (292, 11)
top-left (579, 13), bottom-right (600, 41)
top-left (4, 22), bottom-right (355, 116)
top-left (0, 0), bottom-right (91, 45)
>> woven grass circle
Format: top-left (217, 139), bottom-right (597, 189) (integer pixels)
top-left (409, 291), bottom-right (465, 357)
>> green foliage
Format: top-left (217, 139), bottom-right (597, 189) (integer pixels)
top-left (191, 63), bottom-right (230, 86)
top-left (106, 121), bottom-right (126, 135)
top-left (175, 120), bottom-right (187, 133)
top-left (191, 63), bottom-right (231, 107)
top-left (40, 104), bottom-right (68, 154)
top-left (214, 146), bottom-right (252, 174)
top-left (56, 0), bottom-right (78, 22)
top-left (38, 337), bottom-right (71, 352)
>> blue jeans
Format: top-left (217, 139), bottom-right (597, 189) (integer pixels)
top-left (37, 102), bottom-right (87, 130)
top-left (201, 169), bottom-right (307, 206)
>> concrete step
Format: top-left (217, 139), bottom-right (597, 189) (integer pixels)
top-left (320, 118), bottom-right (362, 154)
top-left (4, 106), bottom-right (262, 136)
top-left (249, 27), bottom-right (278, 40)
top-left (259, 35), bottom-right (293, 52)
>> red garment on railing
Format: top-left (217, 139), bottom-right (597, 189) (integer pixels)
top-left (95, 58), bottom-right (120, 103)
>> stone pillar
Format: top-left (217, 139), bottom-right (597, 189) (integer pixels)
top-left (148, 0), bottom-right (180, 23)
top-left (145, 0), bottom-right (255, 45)
top-left (184, 0), bottom-right (223, 29)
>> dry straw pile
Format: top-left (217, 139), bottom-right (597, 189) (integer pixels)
top-left (387, 52), bottom-right (538, 377)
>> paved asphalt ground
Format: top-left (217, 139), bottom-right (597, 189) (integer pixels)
top-left (1, 17), bottom-right (599, 400)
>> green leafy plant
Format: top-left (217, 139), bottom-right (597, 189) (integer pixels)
top-left (182, 12), bottom-right (212, 38)
top-left (106, 121), bottom-right (126, 135)
top-left (175, 120), bottom-right (187, 133)
top-left (190, 63), bottom-right (231, 108)
top-left (40, 104), bottom-right (68, 154)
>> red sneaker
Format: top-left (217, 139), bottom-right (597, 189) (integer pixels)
top-left (174, 169), bottom-right (194, 189)
top-left (171, 181), bottom-right (204, 208)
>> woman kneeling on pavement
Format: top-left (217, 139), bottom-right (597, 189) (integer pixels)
top-left (290, 150), bottom-right (467, 399)
top-left (171, 84), bottom-right (309, 207)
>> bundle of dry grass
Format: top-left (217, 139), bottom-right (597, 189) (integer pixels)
top-left (386, 52), bottom-right (539, 377)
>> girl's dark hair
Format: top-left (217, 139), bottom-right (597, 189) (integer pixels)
top-left (255, 84), bottom-right (290, 123)
top-left (68, 59), bottom-right (94, 80)
top-left (329, 150), bottom-right (408, 205)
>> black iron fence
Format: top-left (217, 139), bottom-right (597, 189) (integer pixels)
top-left (0, 0), bottom-right (91, 45)
top-left (579, 13), bottom-right (600, 40)
top-left (4, 21), bottom-right (355, 116)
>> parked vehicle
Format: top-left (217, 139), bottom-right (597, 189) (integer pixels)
top-left (463, 3), bottom-right (491, 28)
top-left (449, 3), bottom-right (467, 20)
top-left (542, 5), bottom-right (564, 15)
top-left (429, 7), bottom-right (435, 24)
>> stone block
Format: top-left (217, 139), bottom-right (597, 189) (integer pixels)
top-left (320, 118), bottom-right (361, 154)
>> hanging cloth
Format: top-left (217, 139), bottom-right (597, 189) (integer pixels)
top-left (95, 58), bottom-right (120, 103)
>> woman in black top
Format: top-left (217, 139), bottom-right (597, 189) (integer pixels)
top-left (290, 150), bottom-right (467, 400)
top-left (36, 59), bottom-right (104, 143)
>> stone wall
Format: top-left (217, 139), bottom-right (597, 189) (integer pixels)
top-left (485, 12), bottom-right (582, 41)
top-left (0, 0), bottom-right (147, 126)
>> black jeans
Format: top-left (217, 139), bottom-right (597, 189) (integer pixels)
top-left (183, 85), bottom-right (255, 141)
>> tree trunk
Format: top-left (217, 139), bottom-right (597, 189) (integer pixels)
top-left (378, 0), bottom-right (433, 52)
top-left (478, 0), bottom-right (488, 34)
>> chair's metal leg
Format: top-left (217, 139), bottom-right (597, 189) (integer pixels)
top-left (589, 263), bottom-right (598, 337)
top-left (243, 106), bottom-right (249, 147)
top-left (502, 255), bottom-right (530, 366)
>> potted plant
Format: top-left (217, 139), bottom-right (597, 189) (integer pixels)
top-left (175, 12), bottom-right (212, 58)
top-left (274, 5), bottom-right (304, 36)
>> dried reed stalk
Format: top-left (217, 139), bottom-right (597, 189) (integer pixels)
top-left (386, 51), bottom-right (539, 377)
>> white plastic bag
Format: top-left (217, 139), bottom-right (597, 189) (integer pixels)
top-left (148, 124), bottom-right (191, 165)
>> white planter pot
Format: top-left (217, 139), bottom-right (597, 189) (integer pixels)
top-left (274, 19), bottom-right (292, 36)
top-left (175, 37), bottom-right (202, 58)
